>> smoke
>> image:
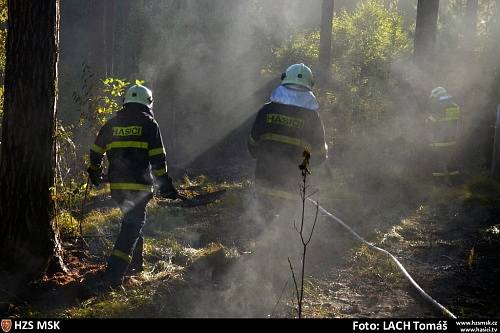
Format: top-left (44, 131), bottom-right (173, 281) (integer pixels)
top-left (115, 0), bottom-right (322, 168)
top-left (58, 0), bottom-right (328, 317)
top-left (422, 0), bottom-right (500, 167)
top-left (54, 0), bottom-right (500, 318)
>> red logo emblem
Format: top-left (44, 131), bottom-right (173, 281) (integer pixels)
top-left (1, 319), bottom-right (12, 333)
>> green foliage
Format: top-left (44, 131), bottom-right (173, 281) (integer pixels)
top-left (333, 0), bottom-right (410, 73)
top-left (273, 1), bottom-right (416, 189)
top-left (90, 77), bottom-right (146, 130)
top-left (55, 210), bottom-right (80, 238)
top-left (72, 64), bottom-right (146, 135)
top-left (329, 0), bottom-right (410, 127)
top-left (273, 0), bottom-right (410, 130)
top-left (272, 30), bottom-right (320, 66)
top-left (51, 71), bottom-right (145, 216)
top-left (95, 77), bottom-right (129, 125)
top-left (76, 76), bottom-right (129, 133)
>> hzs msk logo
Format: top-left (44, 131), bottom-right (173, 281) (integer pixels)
top-left (1, 319), bottom-right (12, 333)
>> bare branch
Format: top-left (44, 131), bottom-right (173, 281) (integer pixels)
top-left (289, 149), bottom-right (318, 318)
top-left (270, 280), bottom-right (289, 318)
top-left (288, 257), bottom-right (300, 312)
top-left (305, 202), bottom-right (319, 246)
top-left (305, 189), bottom-right (319, 199)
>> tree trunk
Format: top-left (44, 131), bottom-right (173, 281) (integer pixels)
top-left (464, 0), bottom-right (478, 55)
top-left (112, 1), bottom-right (127, 77)
top-left (319, 0), bottom-right (334, 86)
top-left (103, 0), bottom-right (118, 77)
top-left (86, 0), bottom-right (126, 78)
top-left (87, 0), bottom-right (106, 77)
top-left (0, 0), bottom-right (64, 282)
top-left (414, 0), bottom-right (440, 69)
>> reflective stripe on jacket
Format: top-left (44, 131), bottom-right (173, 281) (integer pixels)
top-left (248, 102), bottom-right (328, 193)
top-left (427, 99), bottom-right (461, 149)
top-left (89, 104), bottom-right (169, 192)
top-left (248, 102), bottom-right (327, 161)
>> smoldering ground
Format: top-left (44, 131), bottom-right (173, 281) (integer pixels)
top-left (161, 186), bottom-right (344, 318)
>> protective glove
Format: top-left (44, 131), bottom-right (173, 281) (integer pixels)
top-left (158, 175), bottom-right (186, 200)
top-left (87, 167), bottom-right (103, 187)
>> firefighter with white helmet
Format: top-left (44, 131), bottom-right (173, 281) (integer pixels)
top-left (427, 86), bottom-right (462, 183)
top-left (87, 84), bottom-right (183, 288)
top-left (248, 63), bottom-right (328, 203)
top-left (246, 63), bottom-right (328, 295)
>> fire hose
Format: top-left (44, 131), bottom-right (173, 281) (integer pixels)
top-left (308, 199), bottom-right (457, 319)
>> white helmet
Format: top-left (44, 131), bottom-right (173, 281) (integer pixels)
top-left (430, 86), bottom-right (448, 100)
top-left (123, 85), bottom-right (153, 108)
top-left (281, 63), bottom-right (314, 90)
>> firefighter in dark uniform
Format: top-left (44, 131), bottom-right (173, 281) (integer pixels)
top-left (248, 63), bottom-right (328, 207)
top-left (244, 64), bottom-right (328, 300)
top-left (87, 84), bottom-right (182, 288)
top-left (427, 86), bottom-right (462, 184)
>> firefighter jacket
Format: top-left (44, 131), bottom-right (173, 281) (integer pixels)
top-left (248, 102), bottom-right (328, 199)
top-left (89, 103), bottom-right (169, 192)
top-left (426, 97), bottom-right (461, 178)
top-left (427, 97), bottom-right (461, 150)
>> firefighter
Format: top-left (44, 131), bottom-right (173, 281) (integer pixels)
top-left (244, 64), bottom-right (328, 298)
top-left (248, 63), bottom-right (328, 215)
top-left (427, 86), bottom-right (462, 184)
top-left (87, 84), bottom-right (182, 288)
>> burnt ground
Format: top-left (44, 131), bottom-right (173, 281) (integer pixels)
top-left (0, 171), bottom-right (499, 318)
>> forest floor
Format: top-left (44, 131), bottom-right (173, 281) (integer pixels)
top-left (1, 168), bottom-right (499, 318)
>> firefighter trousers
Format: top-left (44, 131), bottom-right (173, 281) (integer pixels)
top-left (105, 190), bottom-right (152, 283)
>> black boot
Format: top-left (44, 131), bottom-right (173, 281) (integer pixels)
top-left (103, 255), bottom-right (129, 289)
top-left (127, 236), bottom-right (144, 275)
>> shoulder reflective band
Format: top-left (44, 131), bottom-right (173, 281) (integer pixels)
top-left (106, 141), bottom-right (149, 151)
top-left (256, 185), bottom-right (297, 201)
top-left (112, 126), bottom-right (143, 137)
top-left (110, 183), bottom-right (153, 192)
top-left (435, 118), bottom-right (458, 123)
top-left (153, 169), bottom-right (167, 177)
top-left (111, 249), bottom-right (132, 263)
top-left (445, 107), bottom-right (460, 121)
top-left (432, 171), bottom-right (460, 177)
top-left (149, 147), bottom-right (166, 157)
top-left (429, 141), bottom-right (456, 148)
top-left (259, 133), bottom-right (312, 151)
top-left (91, 144), bottom-right (105, 155)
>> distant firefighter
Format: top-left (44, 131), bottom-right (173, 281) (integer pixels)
top-left (248, 63), bottom-right (328, 206)
top-left (426, 86), bottom-right (462, 184)
top-left (87, 84), bottom-right (183, 289)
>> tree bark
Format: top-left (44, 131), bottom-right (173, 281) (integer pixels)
top-left (319, 0), bottom-right (334, 86)
top-left (0, 0), bottom-right (64, 281)
top-left (414, 0), bottom-right (440, 69)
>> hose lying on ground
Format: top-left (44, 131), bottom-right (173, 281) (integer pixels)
top-left (308, 199), bottom-right (457, 319)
